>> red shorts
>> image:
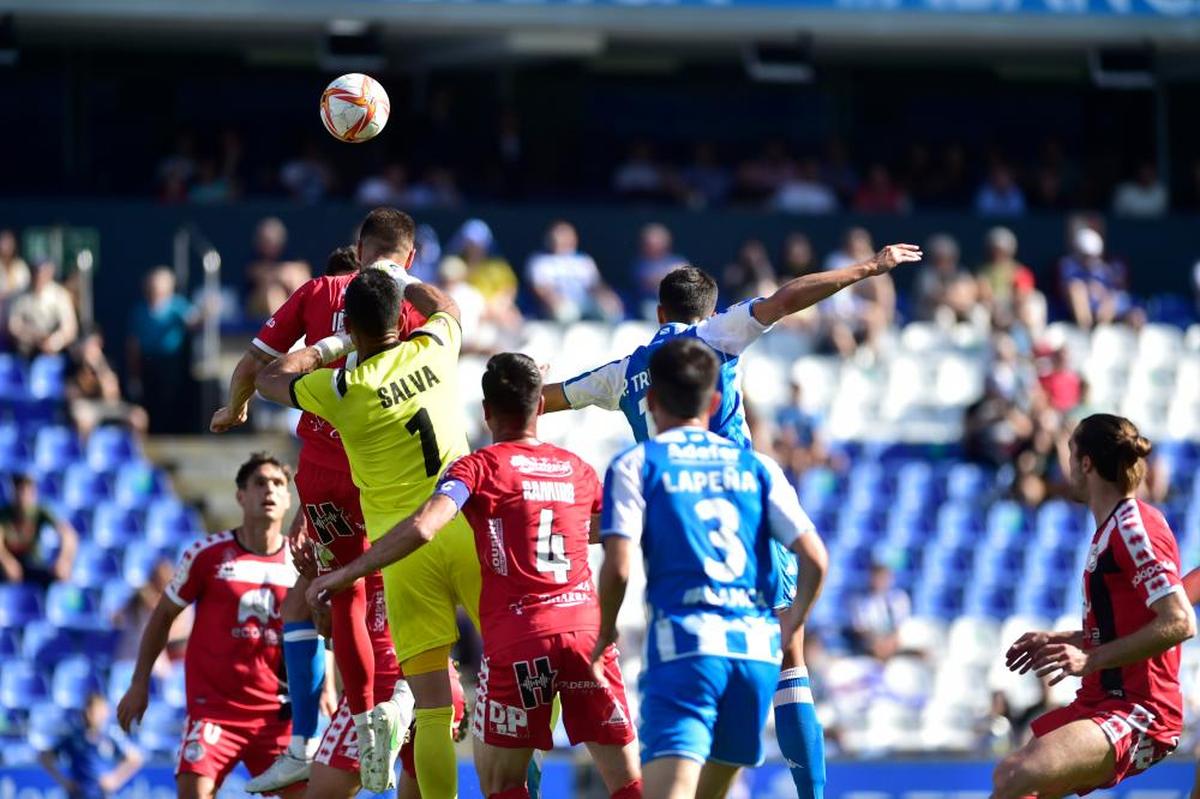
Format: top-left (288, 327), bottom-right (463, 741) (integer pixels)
top-left (316, 659), bottom-right (466, 778)
top-left (175, 715), bottom-right (290, 785)
top-left (471, 630), bottom-right (634, 751)
top-left (295, 461), bottom-right (368, 573)
top-left (1031, 697), bottom-right (1181, 793)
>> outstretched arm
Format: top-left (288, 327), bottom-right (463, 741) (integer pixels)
top-left (211, 347), bottom-right (273, 432)
top-left (750, 243), bottom-right (922, 327)
top-left (541, 382), bottom-right (572, 413)
top-left (306, 493), bottom-right (460, 608)
top-left (255, 345), bottom-right (331, 407)
top-left (1183, 566), bottom-right (1200, 605)
top-left (404, 281), bottom-right (460, 324)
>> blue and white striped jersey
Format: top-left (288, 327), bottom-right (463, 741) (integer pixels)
top-left (562, 299), bottom-right (771, 445)
top-left (600, 428), bottom-right (816, 667)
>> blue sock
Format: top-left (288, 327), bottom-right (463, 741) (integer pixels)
top-left (283, 621), bottom-right (325, 743)
top-left (775, 667), bottom-right (825, 799)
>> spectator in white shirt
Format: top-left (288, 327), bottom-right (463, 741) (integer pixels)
top-left (848, 561), bottom-right (911, 661)
top-left (1111, 163), bottom-right (1168, 218)
top-left (526, 221), bottom-right (624, 324)
top-left (8, 261), bottom-right (78, 358)
top-left (772, 158), bottom-right (839, 215)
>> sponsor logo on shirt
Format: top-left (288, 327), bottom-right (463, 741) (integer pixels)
top-left (667, 442), bottom-right (740, 464)
top-left (1132, 560), bottom-right (1174, 586)
top-left (487, 518), bottom-right (508, 576)
top-left (509, 455), bottom-right (574, 478)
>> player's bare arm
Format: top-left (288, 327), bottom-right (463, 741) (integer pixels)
top-left (750, 243), bottom-right (923, 326)
top-left (305, 492), bottom-right (460, 609)
top-left (591, 535), bottom-right (631, 667)
top-left (1005, 629), bottom-right (1085, 674)
top-left (1029, 590), bottom-right (1195, 685)
top-left (403, 280), bottom-right (460, 323)
top-left (254, 341), bottom-right (342, 407)
top-left (116, 595), bottom-right (187, 731)
top-left (211, 346), bottom-right (274, 432)
top-left (1184, 566), bottom-right (1200, 605)
top-left (541, 382), bottom-right (572, 413)
top-left (780, 533), bottom-right (828, 646)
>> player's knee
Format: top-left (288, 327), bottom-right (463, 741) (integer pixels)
top-left (282, 582), bottom-right (312, 622)
top-left (992, 753), bottom-right (1037, 799)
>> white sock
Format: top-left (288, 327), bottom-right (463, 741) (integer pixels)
top-left (353, 711), bottom-right (371, 732)
top-left (289, 735), bottom-right (319, 759)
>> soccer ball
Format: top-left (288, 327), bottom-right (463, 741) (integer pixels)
top-left (320, 73), bottom-right (390, 144)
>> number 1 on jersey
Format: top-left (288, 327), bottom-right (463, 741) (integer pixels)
top-left (405, 407), bottom-right (442, 477)
top-left (535, 508), bottom-right (570, 583)
top-left (637, 396), bottom-right (658, 437)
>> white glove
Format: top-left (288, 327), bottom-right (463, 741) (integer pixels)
top-left (367, 259), bottom-right (421, 290)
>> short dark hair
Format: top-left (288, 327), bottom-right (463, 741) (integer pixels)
top-left (325, 246), bottom-right (359, 276)
top-left (649, 338), bottom-right (719, 420)
top-left (1072, 414), bottom-right (1152, 494)
top-left (359, 207), bottom-right (415, 257)
top-left (481, 353), bottom-right (542, 421)
top-left (235, 452), bottom-right (292, 490)
top-left (11, 472), bottom-right (33, 490)
top-left (659, 267), bottom-right (719, 322)
top-left (344, 267), bottom-right (401, 340)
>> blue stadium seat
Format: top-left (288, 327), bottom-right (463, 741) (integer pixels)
top-left (123, 546), bottom-right (172, 588)
top-left (797, 468), bottom-right (839, 515)
top-left (21, 621), bottom-right (71, 669)
top-left (107, 661), bottom-right (152, 707)
top-left (113, 461), bottom-right (165, 508)
top-left (0, 423), bottom-right (28, 472)
top-left (28, 355), bottom-right (66, 400)
top-left (0, 583), bottom-right (44, 627)
top-left (0, 353), bottom-right (26, 399)
top-left (963, 584), bottom-right (1016, 619)
top-left (33, 426), bottom-right (81, 473)
top-left (0, 628), bottom-right (18, 658)
top-left (893, 460), bottom-right (935, 511)
top-left (883, 509), bottom-right (927, 548)
top-left (0, 660), bottom-right (48, 710)
top-left (985, 501), bottom-right (1028, 549)
top-left (945, 463), bottom-right (990, 501)
top-left (935, 503), bottom-right (981, 549)
top-left (0, 738), bottom-right (38, 766)
top-left (912, 581), bottom-right (964, 619)
top-left (71, 544), bottom-right (121, 589)
top-left (45, 584), bottom-right (102, 629)
top-left (86, 427), bottom-right (138, 472)
top-left (61, 462), bottom-right (112, 511)
top-left (100, 581), bottom-right (135, 619)
top-left (92, 503), bottom-right (139, 549)
top-left (51, 655), bottom-right (102, 711)
top-left (25, 702), bottom-right (69, 751)
top-left (137, 703), bottom-right (185, 757)
top-left (35, 472), bottom-right (62, 504)
top-left (161, 666), bottom-right (187, 709)
top-left (834, 509), bottom-right (878, 548)
top-left (145, 500), bottom-right (203, 549)
top-left (920, 545), bottom-right (976, 585)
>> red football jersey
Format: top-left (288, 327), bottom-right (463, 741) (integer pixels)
top-left (252, 273), bottom-right (426, 473)
top-left (441, 440), bottom-right (603, 644)
top-left (165, 531), bottom-right (296, 722)
top-left (1079, 498), bottom-right (1184, 726)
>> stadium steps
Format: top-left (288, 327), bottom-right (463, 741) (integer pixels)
top-left (144, 434), bottom-right (300, 531)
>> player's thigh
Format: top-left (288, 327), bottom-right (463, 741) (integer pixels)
top-left (381, 551), bottom-right (460, 664)
top-left (994, 718), bottom-right (1114, 799)
top-left (175, 773), bottom-right (216, 799)
top-left (584, 741), bottom-right (641, 794)
top-left (696, 761), bottom-right (741, 799)
top-left (304, 762), bottom-right (361, 799)
top-left (709, 661), bottom-right (776, 768)
top-left (282, 577), bottom-right (311, 622)
top-left (643, 757), bottom-right (702, 799)
top-left (471, 735), bottom-right (535, 795)
top-left (639, 657), bottom-right (726, 766)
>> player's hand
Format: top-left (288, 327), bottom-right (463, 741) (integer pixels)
top-left (319, 682), bottom-right (339, 718)
top-left (98, 772), bottom-right (121, 793)
top-left (869, 243), bottom-right (923, 276)
top-left (590, 632), bottom-right (617, 686)
top-left (291, 537), bottom-right (320, 582)
top-left (1030, 642), bottom-right (1092, 685)
top-left (116, 682), bottom-right (149, 733)
top-left (1005, 630), bottom-right (1053, 673)
top-left (210, 405), bottom-right (248, 433)
top-left (306, 571), bottom-right (350, 611)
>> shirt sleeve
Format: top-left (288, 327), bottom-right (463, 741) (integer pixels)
top-left (289, 368), bottom-right (346, 421)
top-left (586, 463), bottom-right (604, 517)
top-left (398, 301), bottom-right (428, 339)
top-left (165, 539), bottom-right (210, 607)
top-left (753, 451), bottom-right (817, 550)
top-left (1113, 510), bottom-right (1184, 608)
top-left (693, 299), bottom-right (772, 357)
top-left (600, 445), bottom-right (646, 544)
top-left (409, 311), bottom-right (463, 361)
top-left (251, 281), bottom-right (309, 358)
top-left (562, 358), bottom-right (627, 411)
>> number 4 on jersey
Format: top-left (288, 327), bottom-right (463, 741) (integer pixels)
top-left (535, 508), bottom-right (570, 583)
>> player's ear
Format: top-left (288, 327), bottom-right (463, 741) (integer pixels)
top-left (481, 399), bottom-right (491, 421)
top-left (536, 394), bottom-right (546, 417)
top-left (355, 240), bottom-right (364, 265)
top-left (404, 248), bottom-right (416, 270)
top-left (656, 305), bottom-right (666, 325)
top-left (707, 390), bottom-right (722, 417)
top-left (646, 387), bottom-right (658, 414)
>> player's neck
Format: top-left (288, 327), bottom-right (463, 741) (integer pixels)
top-left (490, 419), bottom-right (539, 444)
top-left (357, 334), bottom-right (400, 362)
top-left (656, 415), bottom-right (707, 434)
top-left (236, 519), bottom-right (284, 555)
top-left (1088, 486), bottom-right (1135, 528)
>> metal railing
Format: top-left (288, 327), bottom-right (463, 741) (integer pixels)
top-left (172, 224), bottom-right (222, 386)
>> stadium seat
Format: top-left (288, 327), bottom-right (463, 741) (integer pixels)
top-left (0, 422), bottom-right (28, 472)
top-left (100, 581), bottom-right (135, 619)
top-left (28, 355), bottom-right (66, 400)
top-left (0, 353), bottom-right (26, 399)
top-left (71, 544), bottom-right (122, 588)
top-left (0, 583), bottom-right (43, 628)
top-left (45, 583), bottom-right (101, 629)
top-left (61, 462), bottom-right (112, 510)
top-left (945, 463), bottom-right (990, 501)
top-left (161, 666), bottom-right (187, 709)
top-left (123, 546), bottom-right (172, 588)
top-left (984, 501), bottom-right (1027, 549)
top-left (797, 468), bottom-right (839, 515)
top-left (107, 660), bottom-right (154, 707)
top-left (0, 660), bottom-right (48, 710)
top-left (113, 461), bottom-right (165, 508)
top-left (33, 426), bottom-right (81, 473)
top-left (92, 503), bottom-right (140, 550)
top-left (0, 628), bottom-right (18, 658)
top-left (51, 655), bottom-right (102, 710)
top-left (86, 427), bottom-right (138, 472)
top-left (21, 620), bottom-right (74, 669)
top-left (24, 702), bottom-right (69, 752)
top-left (137, 703), bottom-right (186, 757)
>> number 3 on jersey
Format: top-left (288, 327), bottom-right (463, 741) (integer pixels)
top-left (695, 497), bottom-right (746, 582)
top-left (535, 508), bottom-right (570, 583)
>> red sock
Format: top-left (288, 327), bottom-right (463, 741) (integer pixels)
top-left (611, 779), bottom-right (642, 799)
top-left (331, 579), bottom-right (375, 715)
top-left (488, 787), bottom-right (530, 799)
